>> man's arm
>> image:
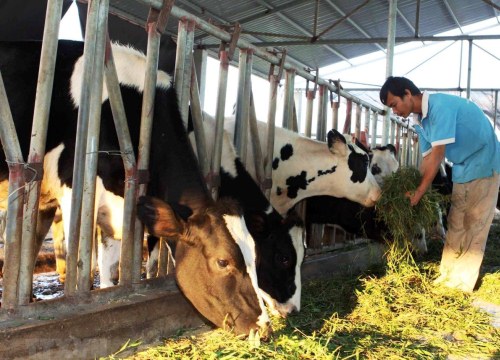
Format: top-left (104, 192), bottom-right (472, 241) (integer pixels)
top-left (407, 145), bottom-right (445, 206)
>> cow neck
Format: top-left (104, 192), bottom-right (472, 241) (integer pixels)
top-left (148, 87), bottom-right (212, 216)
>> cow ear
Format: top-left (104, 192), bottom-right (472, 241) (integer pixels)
top-left (137, 196), bottom-right (186, 238)
top-left (244, 210), bottom-right (270, 239)
top-left (327, 129), bottom-right (348, 157)
top-left (387, 143), bottom-right (397, 156)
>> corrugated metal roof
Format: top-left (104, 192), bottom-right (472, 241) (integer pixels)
top-left (79, 0), bottom-right (499, 78)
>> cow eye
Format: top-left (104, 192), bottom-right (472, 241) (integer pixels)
top-left (217, 259), bottom-right (229, 268)
top-left (275, 253), bottom-right (290, 266)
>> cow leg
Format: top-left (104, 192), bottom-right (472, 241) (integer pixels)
top-left (97, 230), bottom-right (120, 287)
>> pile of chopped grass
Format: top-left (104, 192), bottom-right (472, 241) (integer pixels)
top-left (375, 166), bottom-right (449, 263)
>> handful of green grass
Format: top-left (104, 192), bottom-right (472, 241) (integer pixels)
top-left (375, 166), bottom-right (449, 263)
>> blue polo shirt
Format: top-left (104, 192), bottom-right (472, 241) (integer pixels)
top-left (414, 92), bottom-right (500, 183)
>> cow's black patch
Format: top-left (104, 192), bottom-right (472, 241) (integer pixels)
top-left (348, 151), bottom-right (369, 183)
top-left (317, 165), bottom-right (337, 177)
top-left (272, 157), bottom-right (280, 170)
top-left (280, 144), bottom-right (293, 161)
top-left (285, 171), bottom-right (308, 199)
top-left (371, 163), bottom-right (382, 176)
top-left (276, 187), bottom-right (282, 196)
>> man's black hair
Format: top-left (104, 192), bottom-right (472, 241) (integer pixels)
top-left (379, 76), bottom-right (421, 105)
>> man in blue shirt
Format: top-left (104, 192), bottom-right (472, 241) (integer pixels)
top-left (380, 76), bottom-right (500, 292)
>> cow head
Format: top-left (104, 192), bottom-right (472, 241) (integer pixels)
top-left (243, 210), bottom-right (305, 317)
top-left (137, 196), bottom-right (271, 338)
top-left (369, 144), bottom-right (399, 186)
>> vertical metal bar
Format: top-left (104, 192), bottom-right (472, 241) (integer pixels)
top-left (466, 39), bottom-right (472, 99)
top-left (249, 92), bottom-right (265, 184)
top-left (103, 39), bottom-right (138, 284)
top-left (234, 49), bottom-right (253, 164)
top-left (190, 61), bottom-right (209, 178)
top-left (371, 110), bottom-right (378, 148)
top-left (384, 0), bottom-right (397, 146)
top-left (264, 75), bottom-right (278, 199)
top-left (77, 0), bottom-right (109, 292)
top-left (304, 90), bottom-right (315, 137)
top-left (210, 50), bottom-right (229, 201)
top-left (390, 120), bottom-right (396, 144)
top-left (342, 99), bottom-right (352, 134)
top-left (414, 0), bottom-right (421, 38)
top-left (494, 90), bottom-right (499, 131)
top-left (316, 85), bottom-right (327, 141)
top-left (331, 99), bottom-right (339, 131)
top-left (354, 103), bottom-right (362, 140)
top-left (0, 72), bottom-right (25, 309)
top-left (282, 70), bottom-right (295, 130)
top-left (17, 0), bottom-right (64, 304)
top-left (174, 19), bottom-right (195, 126)
top-left (65, 0), bottom-right (102, 295)
top-left (193, 49), bottom-right (207, 109)
top-left (401, 130), bottom-right (408, 166)
top-left (132, 18), bottom-right (162, 285)
top-left (364, 107), bottom-right (371, 146)
top-left (395, 123), bottom-right (401, 161)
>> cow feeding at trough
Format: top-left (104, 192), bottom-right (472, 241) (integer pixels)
top-left (0, 40), bottom-right (271, 337)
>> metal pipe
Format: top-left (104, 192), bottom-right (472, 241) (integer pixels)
top-left (103, 39), bottom-right (139, 283)
top-left (249, 92), bottom-right (265, 184)
top-left (78, 0), bottom-right (109, 293)
top-left (132, 18), bottom-right (162, 285)
top-left (331, 99), bottom-right (339, 131)
top-left (190, 61), bottom-right (209, 178)
top-left (304, 90), bottom-right (315, 137)
top-left (316, 85), bottom-right (327, 141)
top-left (0, 71), bottom-right (25, 309)
top-left (355, 103), bottom-right (362, 140)
top-left (65, 0), bottom-right (102, 295)
top-left (370, 110), bottom-right (378, 148)
top-left (389, 120), bottom-right (396, 144)
top-left (264, 75), bottom-right (279, 199)
top-left (174, 19), bottom-right (195, 126)
top-left (283, 70), bottom-right (296, 130)
top-left (495, 90), bottom-right (499, 131)
top-left (17, 0), bottom-right (64, 304)
top-left (466, 39), bottom-right (473, 99)
top-left (364, 107), bottom-right (370, 146)
top-left (210, 50), bottom-right (229, 201)
top-left (234, 49), bottom-right (253, 163)
top-left (383, 0), bottom-right (398, 146)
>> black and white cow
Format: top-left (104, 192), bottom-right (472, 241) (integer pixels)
top-left (223, 120), bottom-right (382, 216)
top-left (0, 40), bottom-right (270, 336)
top-left (191, 117), bottom-right (306, 316)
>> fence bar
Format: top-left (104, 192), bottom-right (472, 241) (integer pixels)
top-left (331, 99), bottom-right (339, 131)
top-left (190, 61), bottom-right (209, 178)
top-left (103, 38), bottom-right (139, 283)
top-left (370, 110), bottom-right (378, 148)
top-left (78, 0), bottom-right (109, 293)
top-left (364, 107), bottom-right (371, 145)
top-left (249, 93), bottom-right (265, 184)
top-left (264, 75), bottom-right (279, 199)
top-left (494, 90), bottom-right (498, 130)
top-left (209, 50), bottom-right (229, 201)
top-left (355, 103), bottom-right (362, 140)
top-left (0, 72), bottom-right (25, 309)
top-left (65, 0), bottom-right (103, 295)
top-left (304, 90), bottom-right (315, 137)
top-left (316, 85), bottom-right (327, 141)
top-left (395, 123), bottom-right (401, 157)
top-left (174, 18), bottom-right (195, 126)
top-left (16, 0), bottom-right (65, 304)
top-left (234, 49), bottom-right (253, 163)
top-left (282, 70), bottom-right (296, 131)
top-left (132, 14), bottom-right (162, 285)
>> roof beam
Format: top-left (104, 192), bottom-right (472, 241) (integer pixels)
top-left (323, 0), bottom-right (385, 52)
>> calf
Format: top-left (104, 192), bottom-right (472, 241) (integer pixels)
top-left (0, 40), bottom-right (270, 336)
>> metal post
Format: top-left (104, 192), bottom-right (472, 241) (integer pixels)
top-left (234, 48), bottom-right (253, 164)
top-left (371, 110), bottom-right (378, 148)
top-left (175, 19), bottom-right (195, 127)
top-left (193, 48), bottom-right (207, 109)
top-left (364, 106), bottom-right (371, 146)
top-left (384, 0), bottom-right (397, 145)
top-left (0, 72), bottom-right (25, 309)
top-left (355, 103), bottom-right (362, 140)
top-left (331, 99), bottom-right (339, 131)
top-left (65, 0), bottom-right (103, 295)
top-left (316, 85), bottom-right (327, 141)
top-left (389, 119), bottom-right (396, 144)
top-left (466, 39), bottom-right (473, 100)
top-left (210, 50), bottom-right (229, 201)
top-left (395, 123), bottom-right (401, 162)
top-left (249, 92), bottom-right (265, 184)
top-left (283, 70), bottom-right (296, 130)
top-left (304, 90), bottom-right (315, 137)
top-left (264, 75), bottom-right (279, 199)
top-left (17, 0), bottom-right (65, 304)
top-left (77, 0), bottom-right (109, 293)
top-left (495, 90), bottom-right (499, 131)
top-left (190, 61), bottom-right (209, 178)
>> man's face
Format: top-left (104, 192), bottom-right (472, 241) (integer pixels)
top-left (385, 89), bottom-right (413, 118)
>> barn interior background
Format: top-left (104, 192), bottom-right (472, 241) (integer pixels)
top-left (0, 0), bottom-right (499, 359)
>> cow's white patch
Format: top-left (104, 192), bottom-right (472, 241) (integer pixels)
top-left (287, 225), bottom-right (305, 311)
top-left (70, 42), bottom-right (172, 108)
top-left (223, 214), bottom-right (270, 327)
top-left (98, 235), bottom-right (121, 287)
